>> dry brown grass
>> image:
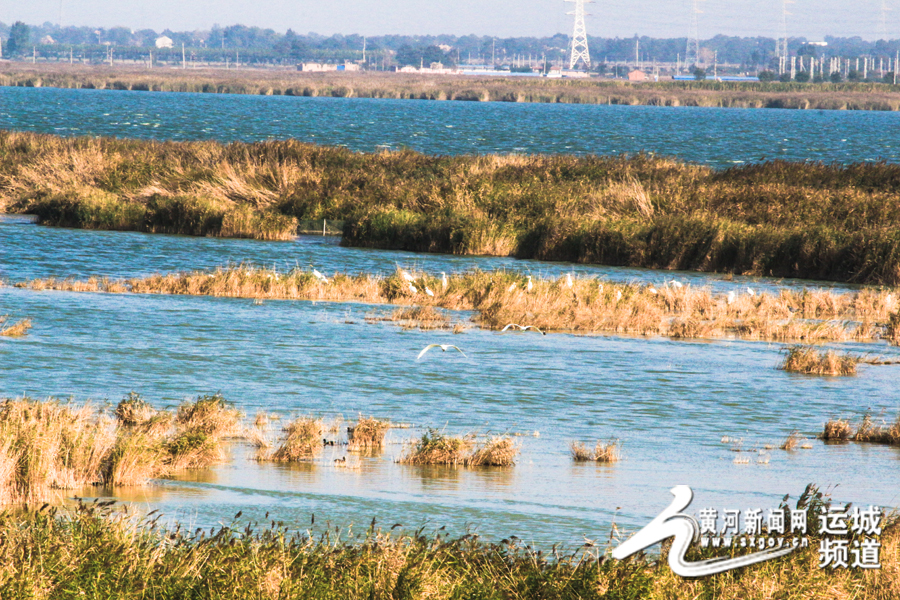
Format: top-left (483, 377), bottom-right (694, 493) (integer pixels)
top-left (269, 417), bottom-right (324, 462)
top-left (347, 416), bottom-right (391, 450)
top-left (779, 346), bottom-right (860, 375)
top-left (399, 430), bottom-right (472, 466)
top-left (821, 419), bottom-right (853, 441)
top-left (114, 392), bottom-right (157, 427)
top-left (399, 430), bottom-right (520, 466)
top-left (570, 440), bottom-right (621, 462)
top-left (465, 437), bottom-right (520, 466)
top-left (19, 268), bottom-right (900, 344)
top-left (0, 317), bottom-right (32, 337)
top-left (780, 431), bottom-right (803, 451)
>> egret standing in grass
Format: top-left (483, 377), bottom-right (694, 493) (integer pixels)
top-left (408, 282), bottom-right (417, 294)
top-left (727, 290), bottom-right (736, 305)
top-left (312, 267), bottom-right (329, 284)
top-left (441, 272), bottom-right (449, 290)
top-left (747, 287), bottom-right (755, 297)
top-left (417, 344), bottom-right (467, 360)
top-left (526, 275), bottom-right (533, 292)
top-left (400, 269), bottom-right (415, 283)
top-left (565, 273), bottom-right (574, 288)
top-left (425, 285), bottom-right (434, 297)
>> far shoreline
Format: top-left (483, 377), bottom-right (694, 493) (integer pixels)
top-left (3, 63), bottom-right (900, 111)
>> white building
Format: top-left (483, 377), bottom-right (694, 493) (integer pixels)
top-left (155, 36), bottom-right (174, 49)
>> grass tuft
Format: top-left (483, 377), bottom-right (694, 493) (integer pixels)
top-left (570, 440), bottom-right (621, 462)
top-left (0, 316), bottom-right (32, 337)
top-left (270, 417), bottom-right (324, 462)
top-left (779, 346), bottom-right (859, 375)
top-left (347, 416), bottom-right (391, 450)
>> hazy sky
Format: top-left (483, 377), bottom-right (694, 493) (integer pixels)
top-left (5, 0), bottom-right (896, 40)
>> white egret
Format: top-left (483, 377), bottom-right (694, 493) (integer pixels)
top-left (648, 286), bottom-right (658, 295)
top-left (727, 290), bottom-right (736, 305)
top-left (417, 344), bottom-right (467, 360)
top-left (501, 323), bottom-right (546, 335)
top-left (616, 290), bottom-right (623, 301)
top-left (747, 287), bottom-right (755, 297)
top-left (526, 275), bottom-right (533, 292)
top-left (400, 269), bottom-right (415, 282)
top-left (425, 286), bottom-right (434, 297)
top-left (312, 268), bottom-right (329, 284)
top-left (598, 282), bottom-right (604, 293)
top-left (408, 282), bottom-right (417, 294)
top-left (669, 280), bottom-right (683, 289)
top-left (441, 272), bottom-right (449, 290)
top-left (507, 283), bottom-right (517, 292)
top-left (565, 273), bottom-right (573, 288)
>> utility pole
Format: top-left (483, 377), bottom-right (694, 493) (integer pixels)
top-left (492, 38), bottom-right (495, 66)
top-left (182, 43), bottom-right (186, 69)
top-left (362, 37), bottom-right (366, 64)
top-left (778, 0), bottom-right (793, 74)
top-left (566, 0), bottom-right (592, 69)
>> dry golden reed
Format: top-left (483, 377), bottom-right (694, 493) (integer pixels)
top-left (0, 317), bottom-right (32, 337)
top-left (779, 346), bottom-right (860, 375)
top-left (570, 440), bottom-right (621, 463)
top-left (399, 430), bottom-right (520, 466)
top-left (347, 416), bottom-right (391, 450)
top-left (20, 267), bottom-right (900, 343)
top-left (270, 417), bottom-right (324, 462)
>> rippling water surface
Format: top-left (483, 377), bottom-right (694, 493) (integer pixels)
top-left (2, 88), bottom-right (900, 547)
top-left (2, 86), bottom-right (900, 167)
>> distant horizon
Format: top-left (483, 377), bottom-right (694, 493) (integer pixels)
top-left (3, 0), bottom-right (897, 42)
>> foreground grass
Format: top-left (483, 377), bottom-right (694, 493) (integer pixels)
top-left (1, 493), bottom-right (897, 599)
top-left (4, 64), bottom-right (900, 110)
top-left (15, 266), bottom-right (900, 343)
top-left (5, 131), bottom-right (900, 283)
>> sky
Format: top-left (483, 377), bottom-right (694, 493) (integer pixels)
top-left (3, 0), bottom-right (897, 41)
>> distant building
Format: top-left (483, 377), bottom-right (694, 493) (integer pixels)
top-left (297, 62), bottom-right (360, 72)
top-left (40, 35), bottom-right (55, 45)
top-left (155, 36), bottom-right (174, 49)
top-left (628, 69), bottom-right (649, 82)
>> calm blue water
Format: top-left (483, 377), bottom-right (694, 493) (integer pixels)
top-left (2, 86), bottom-right (899, 167)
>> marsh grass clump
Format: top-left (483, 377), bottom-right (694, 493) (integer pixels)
top-left (821, 419), bottom-right (853, 441)
top-left (270, 417), bottom-right (324, 462)
top-left (779, 346), bottom-right (859, 375)
top-left (114, 392), bottom-right (157, 427)
top-left (465, 436), bottom-right (520, 466)
top-left (780, 431), bottom-right (803, 451)
top-left (399, 430), bottom-right (472, 466)
top-left (0, 317), bottom-right (32, 337)
top-left (175, 393), bottom-right (242, 439)
top-left (0, 397), bottom-right (178, 502)
top-left (570, 440), bottom-right (621, 463)
top-left (347, 416), bottom-right (391, 450)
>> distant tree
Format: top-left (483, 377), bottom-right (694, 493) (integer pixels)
top-left (757, 70), bottom-right (776, 82)
top-left (778, 72), bottom-right (792, 82)
top-left (395, 44), bottom-right (419, 66)
top-left (812, 74), bottom-right (826, 83)
top-left (830, 71), bottom-right (843, 83)
top-left (7, 21), bottom-right (30, 55)
top-left (794, 70), bottom-right (810, 82)
top-left (847, 68), bottom-right (861, 82)
top-left (883, 72), bottom-right (897, 84)
top-left (796, 44), bottom-right (817, 58)
top-left (692, 67), bottom-right (706, 80)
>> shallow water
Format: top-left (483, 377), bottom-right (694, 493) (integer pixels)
top-left (2, 86), bottom-right (900, 168)
top-left (3, 88), bottom-right (900, 547)
top-left (2, 234), bottom-right (900, 547)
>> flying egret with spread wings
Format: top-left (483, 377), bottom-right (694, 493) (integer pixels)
top-left (501, 323), bottom-right (546, 335)
top-left (417, 344), bottom-right (467, 360)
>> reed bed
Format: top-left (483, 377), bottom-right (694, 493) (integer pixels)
top-left (4, 64), bottom-right (900, 110)
top-left (19, 266), bottom-right (900, 343)
top-left (779, 346), bottom-right (861, 375)
top-left (399, 430), bottom-right (520, 466)
top-left (0, 316), bottom-right (31, 337)
top-left (571, 440), bottom-right (621, 463)
top-left (0, 485), bottom-right (897, 599)
top-left (823, 414), bottom-right (900, 446)
top-left (347, 417), bottom-right (391, 450)
top-left (269, 417), bottom-right (325, 462)
top-left (6, 130), bottom-right (900, 284)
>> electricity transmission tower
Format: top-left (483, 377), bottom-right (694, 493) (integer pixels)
top-left (878, 0), bottom-right (891, 40)
top-left (566, 0), bottom-right (592, 69)
top-left (777, 0), bottom-right (792, 73)
top-left (685, 0), bottom-right (702, 69)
